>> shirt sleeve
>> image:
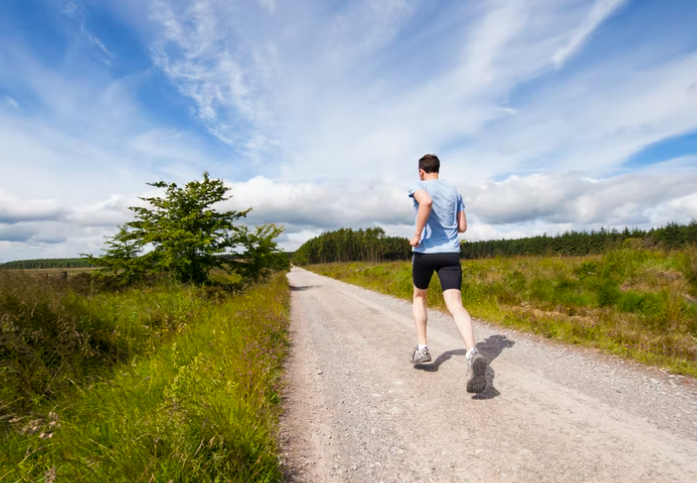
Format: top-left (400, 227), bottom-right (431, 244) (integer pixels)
top-left (408, 181), bottom-right (423, 198)
top-left (457, 192), bottom-right (465, 212)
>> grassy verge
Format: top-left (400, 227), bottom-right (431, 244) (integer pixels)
top-left (306, 246), bottom-right (697, 377)
top-left (1, 271), bottom-right (290, 482)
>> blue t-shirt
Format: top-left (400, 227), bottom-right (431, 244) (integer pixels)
top-left (409, 179), bottom-right (465, 254)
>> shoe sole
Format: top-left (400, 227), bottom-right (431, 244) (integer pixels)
top-left (466, 357), bottom-right (488, 393)
top-left (411, 356), bottom-right (432, 364)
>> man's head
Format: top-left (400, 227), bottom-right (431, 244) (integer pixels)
top-left (418, 154), bottom-right (440, 180)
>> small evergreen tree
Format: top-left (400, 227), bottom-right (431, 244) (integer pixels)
top-left (83, 226), bottom-right (144, 284)
top-left (85, 172), bottom-right (288, 284)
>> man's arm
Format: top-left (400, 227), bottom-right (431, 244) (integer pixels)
top-left (410, 189), bottom-right (433, 247)
top-left (458, 210), bottom-right (468, 233)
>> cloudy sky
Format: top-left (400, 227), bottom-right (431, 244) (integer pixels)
top-left (1, 0), bottom-right (697, 261)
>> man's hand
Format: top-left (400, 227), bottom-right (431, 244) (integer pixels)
top-left (410, 234), bottom-right (421, 247)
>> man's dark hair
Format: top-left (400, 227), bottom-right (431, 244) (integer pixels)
top-left (419, 154), bottom-right (440, 173)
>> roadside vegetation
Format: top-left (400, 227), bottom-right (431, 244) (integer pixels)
top-left (308, 245), bottom-right (697, 377)
top-left (0, 271), bottom-right (289, 482)
top-left (1, 173), bottom-right (291, 481)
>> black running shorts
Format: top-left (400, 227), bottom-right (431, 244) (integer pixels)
top-left (412, 252), bottom-right (462, 291)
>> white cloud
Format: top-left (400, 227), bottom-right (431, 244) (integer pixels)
top-left (221, 169), bottom-right (697, 245)
top-left (468, 171), bottom-right (697, 226)
top-left (222, 176), bottom-right (412, 229)
top-left (0, 190), bottom-right (66, 224)
top-left (2, 166), bottom-right (697, 261)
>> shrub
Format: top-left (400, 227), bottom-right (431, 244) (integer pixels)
top-left (594, 279), bottom-right (622, 307)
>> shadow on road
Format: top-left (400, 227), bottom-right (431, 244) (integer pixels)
top-left (473, 334), bottom-right (515, 400)
top-left (414, 349), bottom-right (467, 372)
top-left (289, 285), bottom-right (317, 292)
top-left (413, 334), bottom-right (515, 400)
top-left (477, 334), bottom-right (516, 362)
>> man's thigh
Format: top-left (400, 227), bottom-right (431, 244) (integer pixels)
top-left (436, 253), bottom-right (462, 292)
top-left (412, 253), bottom-right (435, 290)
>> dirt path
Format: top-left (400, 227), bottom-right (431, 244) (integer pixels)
top-left (278, 268), bottom-right (697, 482)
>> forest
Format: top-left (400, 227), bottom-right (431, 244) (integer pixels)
top-left (291, 227), bottom-right (412, 265)
top-left (460, 221), bottom-right (697, 259)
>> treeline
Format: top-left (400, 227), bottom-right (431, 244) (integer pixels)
top-left (460, 221), bottom-right (697, 259)
top-left (0, 258), bottom-right (94, 270)
top-left (292, 227), bottom-right (411, 265)
top-left (292, 221), bottom-right (697, 265)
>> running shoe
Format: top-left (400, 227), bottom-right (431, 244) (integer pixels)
top-left (466, 348), bottom-right (488, 393)
top-left (410, 346), bottom-right (432, 364)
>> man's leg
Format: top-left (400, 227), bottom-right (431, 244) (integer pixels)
top-left (443, 289), bottom-right (474, 350)
top-left (413, 286), bottom-right (429, 346)
top-left (436, 254), bottom-right (475, 351)
top-left (443, 289), bottom-right (488, 392)
top-left (437, 255), bottom-right (488, 392)
top-left (442, 289), bottom-right (475, 351)
top-left (411, 253), bottom-right (434, 363)
top-left (410, 286), bottom-right (432, 364)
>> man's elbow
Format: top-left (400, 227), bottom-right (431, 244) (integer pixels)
top-left (458, 223), bottom-right (468, 233)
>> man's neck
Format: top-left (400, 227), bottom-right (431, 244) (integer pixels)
top-left (422, 173), bottom-right (439, 181)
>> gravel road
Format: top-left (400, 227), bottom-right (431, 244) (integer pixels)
top-left (278, 267), bottom-right (697, 482)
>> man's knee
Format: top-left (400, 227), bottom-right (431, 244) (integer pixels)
top-left (413, 287), bottom-right (428, 301)
top-left (442, 289), bottom-right (463, 309)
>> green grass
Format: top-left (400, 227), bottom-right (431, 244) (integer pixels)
top-left (306, 246), bottom-right (697, 377)
top-left (0, 271), bottom-right (290, 482)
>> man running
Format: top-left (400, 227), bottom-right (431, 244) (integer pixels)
top-left (408, 154), bottom-right (488, 393)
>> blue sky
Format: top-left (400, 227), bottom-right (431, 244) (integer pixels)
top-left (1, 0), bottom-right (697, 261)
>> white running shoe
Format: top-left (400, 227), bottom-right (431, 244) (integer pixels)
top-left (466, 347), bottom-right (488, 393)
top-left (410, 346), bottom-right (432, 364)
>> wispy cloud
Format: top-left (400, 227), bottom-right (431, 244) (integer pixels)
top-left (61, 0), bottom-right (114, 66)
top-left (83, 26), bottom-right (113, 63)
top-left (149, 0), bottom-right (269, 148)
top-left (3, 96), bottom-right (20, 110)
top-left (140, 0), bottom-right (663, 186)
top-left (256, 0), bottom-right (276, 14)
top-left (552, 0), bottom-right (629, 68)
top-left (63, 1), bottom-right (78, 17)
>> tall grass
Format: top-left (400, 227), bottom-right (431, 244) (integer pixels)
top-left (309, 247), bottom-right (697, 377)
top-left (0, 271), bottom-right (290, 482)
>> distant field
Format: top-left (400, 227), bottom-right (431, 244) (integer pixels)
top-left (307, 246), bottom-right (697, 377)
top-left (0, 258), bottom-right (94, 270)
top-left (5, 267), bottom-right (103, 277)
